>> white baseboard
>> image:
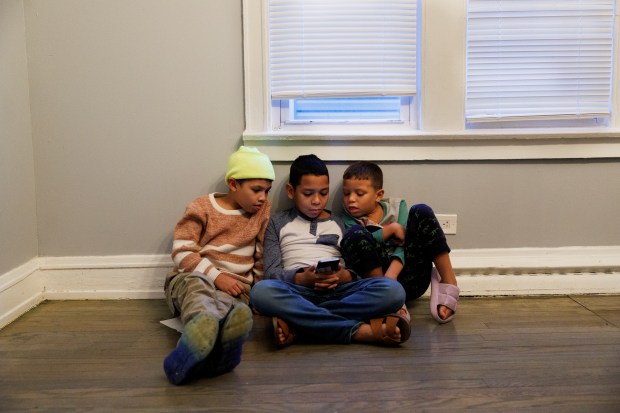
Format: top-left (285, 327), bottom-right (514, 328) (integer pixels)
top-left (1, 247), bottom-right (619, 329)
top-left (39, 254), bottom-right (171, 300)
top-left (42, 267), bottom-right (168, 300)
top-left (0, 259), bottom-right (44, 329)
top-left (450, 246), bottom-right (620, 272)
top-left (454, 271), bottom-right (620, 296)
top-left (449, 245), bottom-right (620, 296)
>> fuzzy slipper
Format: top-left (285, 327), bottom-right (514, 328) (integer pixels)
top-left (272, 317), bottom-right (296, 349)
top-left (369, 313), bottom-right (411, 346)
top-left (203, 303), bottom-right (254, 377)
top-left (163, 313), bottom-right (219, 385)
top-left (430, 267), bottom-right (460, 324)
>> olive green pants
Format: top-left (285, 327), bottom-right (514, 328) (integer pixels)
top-left (164, 271), bottom-right (250, 326)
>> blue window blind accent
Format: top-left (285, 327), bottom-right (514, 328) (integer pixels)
top-left (291, 97), bottom-right (401, 121)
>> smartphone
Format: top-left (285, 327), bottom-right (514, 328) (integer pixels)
top-left (315, 258), bottom-right (340, 273)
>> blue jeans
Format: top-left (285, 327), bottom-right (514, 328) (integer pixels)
top-left (249, 277), bottom-right (405, 344)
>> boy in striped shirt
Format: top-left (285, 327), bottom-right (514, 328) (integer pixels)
top-left (163, 147), bottom-right (274, 385)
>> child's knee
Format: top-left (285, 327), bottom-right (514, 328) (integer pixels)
top-left (343, 224), bottom-right (370, 241)
top-left (410, 203), bottom-right (436, 219)
top-left (249, 280), bottom-right (282, 312)
top-left (377, 278), bottom-right (406, 305)
top-left (249, 280), bottom-right (273, 301)
top-left (342, 225), bottom-right (375, 252)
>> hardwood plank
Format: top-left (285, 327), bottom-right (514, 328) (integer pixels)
top-left (1, 296), bottom-right (619, 412)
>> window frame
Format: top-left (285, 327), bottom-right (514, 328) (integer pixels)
top-left (242, 0), bottom-right (620, 161)
top-left (273, 96), bottom-right (415, 130)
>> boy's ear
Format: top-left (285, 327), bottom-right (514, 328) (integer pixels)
top-left (376, 188), bottom-right (385, 202)
top-left (227, 178), bottom-right (239, 192)
top-left (286, 183), bottom-right (295, 199)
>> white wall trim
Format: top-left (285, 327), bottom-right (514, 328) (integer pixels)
top-left (457, 271), bottom-right (620, 296)
top-left (38, 254), bottom-right (173, 270)
top-left (1, 248), bottom-right (619, 328)
top-left (450, 246), bottom-right (620, 272)
top-left (0, 258), bottom-right (44, 329)
top-left (242, 134), bottom-right (620, 162)
top-left (42, 267), bottom-right (168, 301)
top-left (40, 255), bottom-right (172, 300)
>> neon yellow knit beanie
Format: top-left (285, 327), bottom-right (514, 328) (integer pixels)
top-left (225, 146), bottom-right (275, 183)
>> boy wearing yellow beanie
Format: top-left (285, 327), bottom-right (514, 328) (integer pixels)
top-left (164, 146), bottom-right (274, 385)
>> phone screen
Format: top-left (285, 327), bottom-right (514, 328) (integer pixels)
top-left (316, 258), bottom-right (340, 273)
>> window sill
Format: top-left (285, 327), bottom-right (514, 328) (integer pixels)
top-left (242, 129), bottom-right (620, 161)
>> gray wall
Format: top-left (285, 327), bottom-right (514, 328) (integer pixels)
top-left (3, 0), bottom-right (618, 265)
top-left (25, 0), bottom-right (246, 256)
top-left (0, 0), bottom-right (38, 274)
top-left (322, 161), bottom-right (620, 249)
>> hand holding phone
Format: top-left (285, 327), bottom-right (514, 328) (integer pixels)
top-left (315, 258), bottom-right (340, 274)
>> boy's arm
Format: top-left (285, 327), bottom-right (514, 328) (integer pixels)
top-left (383, 199), bottom-right (409, 265)
top-left (171, 201), bottom-right (218, 281)
top-left (252, 202), bottom-right (272, 283)
top-left (262, 215), bottom-right (299, 283)
top-left (397, 199), bottom-right (409, 227)
top-left (391, 199), bottom-right (409, 263)
top-left (370, 202), bottom-right (390, 245)
top-left (384, 259), bottom-right (403, 280)
top-left (375, 199), bottom-right (408, 279)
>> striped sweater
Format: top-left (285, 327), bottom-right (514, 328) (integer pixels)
top-left (171, 193), bottom-right (271, 285)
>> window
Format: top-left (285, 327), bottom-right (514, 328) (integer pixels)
top-left (466, 0), bottom-right (615, 126)
top-left (285, 97), bottom-right (405, 122)
top-left (242, 0), bottom-right (620, 161)
top-left (268, 0), bottom-right (417, 129)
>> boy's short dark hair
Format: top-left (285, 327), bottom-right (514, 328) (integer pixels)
top-left (289, 154), bottom-right (329, 188)
top-left (343, 161), bottom-right (383, 190)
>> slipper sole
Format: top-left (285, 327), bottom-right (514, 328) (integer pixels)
top-left (203, 304), bottom-right (253, 376)
top-left (163, 314), bottom-right (219, 385)
top-left (221, 303), bottom-right (253, 343)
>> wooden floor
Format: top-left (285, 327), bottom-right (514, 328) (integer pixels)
top-left (1, 296), bottom-right (619, 412)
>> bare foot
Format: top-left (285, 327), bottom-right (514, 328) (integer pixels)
top-left (437, 276), bottom-right (457, 320)
top-left (434, 253), bottom-right (459, 321)
top-left (398, 305), bottom-right (411, 322)
top-left (352, 322), bottom-right (402, 344)
top-left (272, 317), bottom-right (295, 348)
top-left (275, 327), bottom-right (287, 346)
top-left (438, 305), bottom-right (454, 320)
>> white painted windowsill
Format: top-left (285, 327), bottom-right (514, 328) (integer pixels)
top-left (242, 129), bottom-right (620, 162)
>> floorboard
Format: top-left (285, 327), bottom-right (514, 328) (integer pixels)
top-left (1, 296), bottom-right (619, 412)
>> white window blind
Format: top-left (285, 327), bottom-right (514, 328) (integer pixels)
top-left (466, 0), bottom-right (615, 122)
top-left (268, 0), bottom-right (417, 100)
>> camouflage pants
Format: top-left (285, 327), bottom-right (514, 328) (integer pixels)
top-left (341, 204), bottom-right (450, 301)
top-left (164, 270), bottom-right (250, 326)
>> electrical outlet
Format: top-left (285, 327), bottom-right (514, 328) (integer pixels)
top-left (436, 214), bottom-right (457, 235)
